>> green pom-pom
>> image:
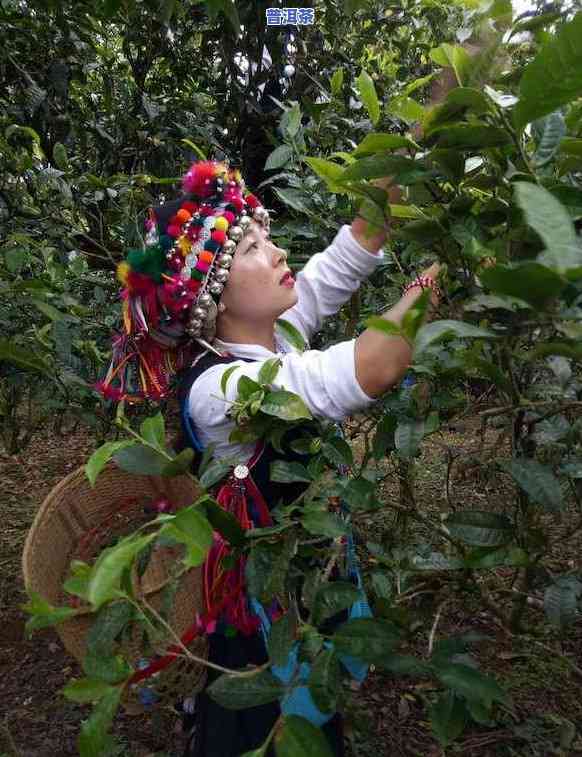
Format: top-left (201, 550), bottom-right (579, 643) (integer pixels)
top-left (126, 244), bottom-right (167, 283)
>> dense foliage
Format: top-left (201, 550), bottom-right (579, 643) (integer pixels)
top-left (4, 0), bottom-right (582, 754)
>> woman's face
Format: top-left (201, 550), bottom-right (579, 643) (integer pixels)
top-left (219, 220), bottom-right (298, 320)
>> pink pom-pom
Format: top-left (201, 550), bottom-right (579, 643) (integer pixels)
top-left (167, 224), bottom-right (182, 238)
top-left (223, 211), bottom-right (235, 224)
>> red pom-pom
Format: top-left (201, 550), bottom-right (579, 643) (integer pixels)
top-left (187, 226), bottom-right (201, 241)
top-left (245, 193), bottom-right (260, 209)
top-left (169, 214), bottom-right (181, 226)
top-left (200, 205), bottom-right (214, 217)
top-left (182, 160), bottom-right (221, 198)
top-left (231, 197), bottom-right (244, 213)
top-left (182, 201), bottom-right (198, 213)
top-left (167, 224), bottom-right (181, 238)
top-left (185, 279), bottom-right (201, 294)
top-left (127, 271), bottom-right (156, 296)
top-left (211, 230), bottom-right (227, 245)
top-left (223, 211), bottom-right (235, 224)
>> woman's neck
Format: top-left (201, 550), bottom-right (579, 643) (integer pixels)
top-left (215, 316), bottom-right (277, 352)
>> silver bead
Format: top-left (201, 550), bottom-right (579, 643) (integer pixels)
top-left (239, 215), bottom-right (251, 230)
top-left (209, 281), bottom-right (224, 295)
top-left (253, 207), bottom-right (268, 221)
top-left (192, 306), bottom-right (207, 320)
top-left (217, 253), bottom-right (233, 268)
top-left (215, 268), bottom-right (230, 284)
top-left (197, 292), bottom-right (213, 307)
top-left (222, 239), bottom-right (236, 254)
top-left (186, 319), bottom-right (203, 335)
top-left (228, 226), bottom-right (243, 243)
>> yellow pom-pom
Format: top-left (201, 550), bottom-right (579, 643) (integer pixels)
top-left (233, 169), bottom-right (242, 182)
top-left (178, 237), bottom-right (192, 256)
top-left (214, 217), bottom-right (229, 232)
top-left (117, 261), bottom-right (130, 285)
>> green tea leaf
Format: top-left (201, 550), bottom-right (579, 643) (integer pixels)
top-left (308, 649), bottom-right (341, 713)
top-left (330, 68), bottom-right (344, 96)
top-left (275, 715), bottom-right (334, 757)
top-left (312, 582), bottom-right (360, 626)
top-left (434, 662), bottom-right (508, 707)
top-left (353, 133), bottom-right (417, 157)
top-left (199, 457), bottom-right (233, 489)
top-left (85, 441), bottom-right (133, 486)
top-left (429, 691), bottom-right (468, 747)
top-left (500, 458), bottom-right (563, 511)
top-left (162, 447), bottom-right (195, 476)
top-left (113, 444), bottom-right (168, 476)
top-left (429, 43), bottom-right (471, 85)
top-left (515, 182), bottom-right (581, 273)
top-left (77, 685), bottom-right (122, 757)
top-left (88, 534), bottom-right (155, 608)
top-left (304, 157), bottom-right (347, 193)
top-left (544, 576), bottom-right (582, 629)
top-left (262, 391), bottom-right (312, 421)
top-left (445, 510), bottom-right (514, 547)
top-left (356, 69), bottom-right (380, 126)
top-left (22, 591), bottom-right (77, 636)
top-left (322, 437), bottom-right (353, 467)
top-left (269, 611), bottom-right (296, 667)
top-left (395, 419), bottom-right (425, 459)
top-left (0, 339), bottom-right (51, 375)
top-left (514, 13), bottom-right (582, 129)
top-left (160, 506), bottom-right (213, 567)
top-left (265, 145), bottom-right (294, 171)
top-left (414, 320), bottom-right (494, 359)
top-left (139, 412), bottom-right (166, 451)
top-left (276, 318), bottom-right (307, 352)
top-left (208, 670), bottom-right (286, 709)
top-left (333, 618), bottom-right (402, 664)
top-left (479, 262), bottom-right (566, 309)
top-left (259, 358), bottom-right (283, 386)
top-left (271, 460), bottom-right (312, 484)
top-left (301, 511), bottom-right (347, 539)
top-left (221, 365), bottom-right (239, 395)
top-left (63, 678), bottom-right (114, 704)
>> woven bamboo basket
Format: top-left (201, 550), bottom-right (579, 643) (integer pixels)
top-left (22, 460), bottom-right (209, 714)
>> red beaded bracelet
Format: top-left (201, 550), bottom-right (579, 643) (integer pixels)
top-left (402, 275), bottom-right (442, 300)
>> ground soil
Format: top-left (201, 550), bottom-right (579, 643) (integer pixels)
top-left (1, 404), bottom-right (582, 756)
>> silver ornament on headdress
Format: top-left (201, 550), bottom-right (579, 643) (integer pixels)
top-left (209, 281), bottom-right (224, 296)
top-left (214, 268), bottom-right (230, 284)
top-left (228, 226), bottom-right (244, 243)
top-left (217, 253), bottom-right (232, 268)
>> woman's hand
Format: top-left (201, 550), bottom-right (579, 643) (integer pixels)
top-left (407, 262), bottom-right (442, 308)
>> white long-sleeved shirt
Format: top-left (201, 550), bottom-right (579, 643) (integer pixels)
top-left (188, 224), bottom-right (385, 461)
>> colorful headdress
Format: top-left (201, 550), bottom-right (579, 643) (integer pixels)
top-left (95, 160), bottom-right (271, 403)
